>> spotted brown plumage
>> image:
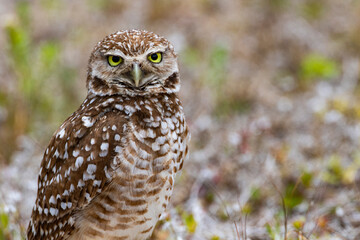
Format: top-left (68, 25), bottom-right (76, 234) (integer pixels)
top-left (27, 30), bottom-right (190, 240)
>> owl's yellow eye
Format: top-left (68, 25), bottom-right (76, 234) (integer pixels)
top-left (148, 52), bottom-right (162, 63)
top-left (107, 55), bottom-right (123, 67)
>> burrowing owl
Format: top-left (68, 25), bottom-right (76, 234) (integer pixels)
top-left (27, 30), bottom-right (190, 240)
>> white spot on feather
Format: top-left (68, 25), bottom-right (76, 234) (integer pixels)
top-left (104, 166), bottom-right (111, 179)
top-left (50, 208), bottom-right (58, 216)
top-left (77, 179), bottom-right (85, 188)
top-left (124, 105), bottom-right (135, 114)
top-left (83, 171), bottom-right (95, 181)
top-left (166, 118), bottom-right (175, 130)
top-left (56, 174), bottom-right (62, 183)
top-left (49, 196), bottom-right (56, 205)
top-left (64, 168), bottom-right (71, 178)
top-left (89, 98), bottom-right (96, 104)
top-left (160, 143), bottom-right (170, 154)
top-left (75, 157), bottom-right (84, 169)
top-left (115, 146), bottom-right (121, 152)
top-left (99, 150), bottom-right (108, 157)
top-left (85, 145), bottom-right (91, 151)
top-left (46, 160), bottom-right (51, 169)
top-left (54, 149), bottom-right (59, 158)
top-left (172, 131), bottom-right (178, 141)
top-left (161, 128), bottom-right (169, 135)
top-left (156, 136), bottom-right (166, 145)
top-left (152, 142), bottom-right (160, 151)
top-left (147, 128), bottom-right (156, 138)
top-left (101, 142), bottom-right (109, 151)
top-left (114, 134), bottom-right (120, 141)
top-left (87, 164), bottom-right (97, 174)
top-left (161, 121), bottom-right (168, 129)
top-left (93, 180), bottom-right (102, 187)
top-left (72, 150), bottom-right (80, 157)
top-left (85, 193), bottom-right (91, 202)
top-left (57, 128), bottom-right (65, 139)
top-left (115, 104), bottom-right (123, 111)
top-left (68, 217), bottom-right (75, 225)
top-left (138, 129), bottom-right (146, 139)
top-left (82, 116), bottom-right (94, 127)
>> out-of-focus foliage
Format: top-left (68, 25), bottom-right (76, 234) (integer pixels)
top-left (181, 211), bottom-right (197, 234)
top-left (302, 1), bottom-right (324, 20)
top-left (210, 235), bottom-right (221, 240)
top-left (0, 210), bottom-right (10, 240)
top-left (1, 1), bottom-right (79, 162)
top-left (0, 206), bottom-right (22, 240)
top-left (322, 154), bottom-right (360, 185)
top-left (299, 53), bottom-right (340, 83)
top-left (266, 222), bottom-right (283, 240)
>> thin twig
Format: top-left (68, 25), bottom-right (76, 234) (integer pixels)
top-left (237, 198), bottom-right (244, 240)
top-left (290, 173), bottom-right (303, 197)
top-left (270, 181), bottom-right (288, 240)
top-left (325, 226), bottom-right (350, 240)
top-left (306, 183), bottom-right (327, 238)
top-left (206, 182), bottom-right (241, 240)
top-left (244, 213), bottom-right (248, 240)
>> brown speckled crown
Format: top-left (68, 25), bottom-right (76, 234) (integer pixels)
top-left (27, 30), bottom-right (190, 240)
top-left (94, 30), bottom-right (174, 56)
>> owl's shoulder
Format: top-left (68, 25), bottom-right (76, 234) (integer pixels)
top-left (29, 96), bottom-right (132, 238)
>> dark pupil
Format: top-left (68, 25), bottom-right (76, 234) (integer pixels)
top-left (151, 53), bottom-right (158, 60)
top-left (112, 56), bottom-right (120, 62)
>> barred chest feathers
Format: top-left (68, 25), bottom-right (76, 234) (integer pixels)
top-left (62, 93), bottom-right (190, 239)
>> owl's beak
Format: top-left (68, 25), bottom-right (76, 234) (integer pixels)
top-left (131, 63), bottom-right (143, 87)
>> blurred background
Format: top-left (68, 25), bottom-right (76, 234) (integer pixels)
top-left (1, 0), bottom-right (360, 239)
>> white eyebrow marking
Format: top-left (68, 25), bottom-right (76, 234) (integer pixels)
top-left (104, 50), bottom-right (127, 58)
top-left (105, 46), bottom-right (167, 61)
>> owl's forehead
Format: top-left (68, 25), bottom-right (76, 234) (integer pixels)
top-left (95, 30), bottom-right (173, 56)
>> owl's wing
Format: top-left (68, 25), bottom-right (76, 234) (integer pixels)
top-left (27, 108), bottom-right (128, 239)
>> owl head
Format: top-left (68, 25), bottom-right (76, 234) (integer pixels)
top-left (86, 30), bottom-right (180, 96)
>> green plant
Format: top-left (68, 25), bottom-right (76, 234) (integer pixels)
top-left (0, 207), bottom-right (23, 240)
top-left (207, 45), bottom-right (228, 91)
top-left (322, 155), bottom-right (343, 184)
top-left (266, 222), bottom-right (283, 240)
top-left (1, 1), bottom-right (79, 162)
top-left (299, 53), bottom-right (340, 83)
top-left (300, 171), bottom-right (313, 188)
top-left (0, 211), bottom-right (10, 240)
top-left (322, 153), bottom-right (360, 185)
top-left (302, 1), bottom-right (324, 20)
top-left (210, 235), bottom-right (221, 240)
top-left (283, 182), bottom-right (304, 210)
top-left (181, 211), bottom-right (197, 234)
